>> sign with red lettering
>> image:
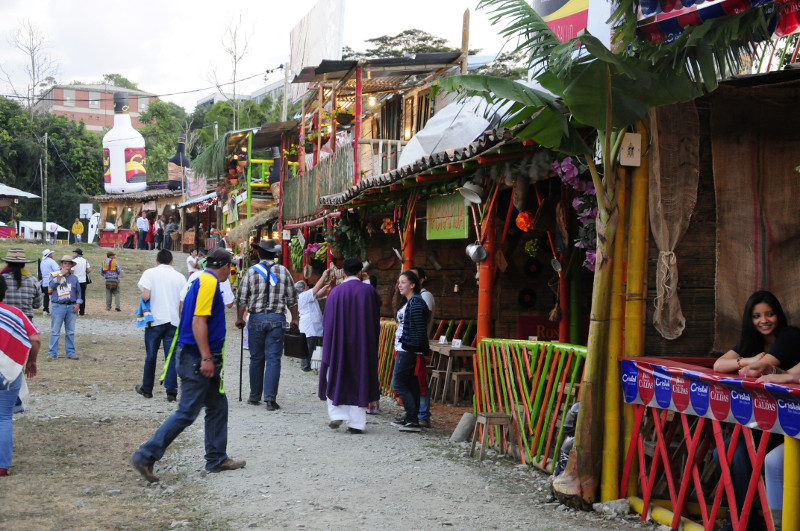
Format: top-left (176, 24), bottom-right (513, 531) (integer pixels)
top-left (426, 194), bottom-right (468, 240)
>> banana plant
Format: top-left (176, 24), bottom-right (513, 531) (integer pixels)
top-left (434, 0), bottom-right (773, 508)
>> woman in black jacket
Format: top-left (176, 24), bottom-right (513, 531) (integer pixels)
top-left (390, 270), bottom-right (430, 433)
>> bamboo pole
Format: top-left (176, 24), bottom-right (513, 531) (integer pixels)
top-left (402, 202), bottom-right (415, 271)
top-left (601, 166), bottom-right (628, 501)
top-left (785, 436), bottom-right (800, 531)
top-left (476, 200), bottom-right (497, 343)
top-left (622, 121), bottom-right (650, 499)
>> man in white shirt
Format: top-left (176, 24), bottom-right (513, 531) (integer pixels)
top-left (71, 248), bottom-right (91, 316)
top-left (181, 256), bottom-right (235, 308)
top-left (296, 269), bottom-right (331, 372)
top-left (39, 249), bottom-right (59, 316)
top-left (136, 212), bottom-right (150, 250)
top-left (135, 249), bottom-right (187, 402)
top-left (186, 248), bottom-right (200, 279)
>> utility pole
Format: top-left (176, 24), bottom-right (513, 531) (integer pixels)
top-left (41, 132), bottom-right (48, 244)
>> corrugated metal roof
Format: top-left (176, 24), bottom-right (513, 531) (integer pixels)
top-left (318, 127), bottom-right (517, 206)
top-left (292, 53), bottom-right (462, 84)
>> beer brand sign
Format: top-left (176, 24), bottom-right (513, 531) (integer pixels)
top-left (621, 357), bottom-right (800, 438)
top-left (426, 194), bottom-right (468, 240)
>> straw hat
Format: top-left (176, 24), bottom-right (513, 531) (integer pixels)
top-left (2, 248), bottom-right (35, 263)
top-left (60, 255), bottom-right (76, 265)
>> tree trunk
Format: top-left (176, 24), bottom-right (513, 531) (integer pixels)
top-left (553, 178), bottom-right (619, 509)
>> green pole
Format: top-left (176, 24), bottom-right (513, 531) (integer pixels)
top-left (246, 132), bottom-right (252, 219)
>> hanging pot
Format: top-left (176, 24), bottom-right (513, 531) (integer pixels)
top-left (336, 112), bottom-right (354, 125)
top-left (466, 240), bottom-right (488, 262)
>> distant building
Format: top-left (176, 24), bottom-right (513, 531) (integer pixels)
top-left (32, 84), bottom-right (156, 133)
top-left (196, 79), bottom-right (285, 108)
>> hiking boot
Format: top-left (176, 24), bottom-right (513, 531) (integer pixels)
top-left (130, 456), bottom-right (159, 483)
top-left (210, 458), bottom-right (246, 473)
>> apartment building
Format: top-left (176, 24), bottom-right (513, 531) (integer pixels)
top-left (33, 84), bottom-right (156, 133)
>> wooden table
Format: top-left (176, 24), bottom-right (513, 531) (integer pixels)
top-left (428, 341), bottom-right (476, 404)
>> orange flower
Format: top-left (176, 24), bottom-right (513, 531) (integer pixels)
top-left (516, 211), bottom-right (535, 232)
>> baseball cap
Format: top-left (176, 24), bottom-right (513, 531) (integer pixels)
top-left (205, 247), bottom-right (232, 268)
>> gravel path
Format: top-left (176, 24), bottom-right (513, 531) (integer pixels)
top-left (26, 314), bottom-right (653, 531)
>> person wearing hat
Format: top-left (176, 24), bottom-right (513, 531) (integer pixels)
top-left (296, 269), bottom-right (331, 372)
top-left (235, 239), bottom-right (298, 410)
top-left (71, 249), bottom-right (91, 316)
top-left (39, 249), bottom-right (59, 316)
top-left (101, 251), bottom-right (122, 312)
top-left (131, 247), bottom-right (245, 482)
top-left (0, 249), bottom-right (41, 321)
top-left (47, 255), bottom-right (82, 360)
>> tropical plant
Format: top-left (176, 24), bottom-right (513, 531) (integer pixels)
top-left (433, 0), bottom-right (770, 508)
top-left (324, 210), bottom-right (366, 260)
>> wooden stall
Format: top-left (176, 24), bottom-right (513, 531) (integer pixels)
top-left (91, 188), bottom-right (183, 248)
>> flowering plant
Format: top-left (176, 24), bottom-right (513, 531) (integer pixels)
top-left (524, 238), bottom-right (541, 258)
top-left (324, 210), bottom-right (366, 259)
top-left (552, 156), bottom-right (598, 271)
top-left (283, 145), bottom-right (299, 157)
top-left (323, 104), bottom-right (353, 121)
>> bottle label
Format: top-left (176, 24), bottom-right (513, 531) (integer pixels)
top-left (103, 148), bottom-right (111, 183)
top-left (125, 148), bottom-right (147, 183)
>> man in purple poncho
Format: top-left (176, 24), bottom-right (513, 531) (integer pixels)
top-left (318, 258), bottom-right (381, 434)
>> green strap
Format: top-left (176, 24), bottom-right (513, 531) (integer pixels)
top-left (160, 320), bottom-right (181, 382)
top-left (219, 339), bottom-right (226, 394)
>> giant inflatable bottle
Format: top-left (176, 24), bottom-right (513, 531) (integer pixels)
top-left (102, 92), bottom-right (147, 193)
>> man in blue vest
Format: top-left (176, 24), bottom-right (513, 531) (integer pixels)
top-left (235, 240), bottom-right (298, 411)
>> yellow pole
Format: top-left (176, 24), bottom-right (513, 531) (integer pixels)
top-left (623, 119), bottom-right (650, 497)
top-left (601, 166), bottom-right (628, 501)
top-left (784, 436), bottom-right (800, 530)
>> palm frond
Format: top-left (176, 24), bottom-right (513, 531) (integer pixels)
top-left (191, 132), bottom-right (232, 179)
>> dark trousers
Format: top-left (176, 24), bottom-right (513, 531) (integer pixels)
top-left (41, 286), bottom-right (50, 312)
top-left (302, 336), bottom-right (320, 370)
top-left (79, 282), bottom-right (87, 315)
top-left (138, 230), bottom-right (147, 249)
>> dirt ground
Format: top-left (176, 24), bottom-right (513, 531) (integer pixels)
top-left (0, 243), bottom-right (655, 531)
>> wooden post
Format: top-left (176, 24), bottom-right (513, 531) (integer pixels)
top-left (299, 95), bottom-right (306, 175)
top-left (246, 131), bottom-right (253, 219)
top-left (476, 201), bottom-right (496, 343)
top-left (354, 65), bottom-right (363, 185)
top-left (461, 9), bottom-right (470, 75)
top-left (303, 227), bottom-right (310, 279)
top-left (601, 166), bottom-right (628, 501)
top-left (784, 436), bottom-right (800, 530)
top-left (402, 203), bottom-right (415, 271)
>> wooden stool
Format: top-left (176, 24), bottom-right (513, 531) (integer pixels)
top-left (427, 370), bottom-right (446, 402)
top-left (450, 371), bottom-right (474, 405)
top-left (470, 412), bottom-right (513, 461)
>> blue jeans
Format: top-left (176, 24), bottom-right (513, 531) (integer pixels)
top-left (302, 336), bottom-right (320, 370)
top-left (138, 230), bottom-right (147, 249)
top-left (248, 313), bottom-right (285, 402)
top-left (164, 233), bottom-right (172, 251)
top-left (132, 349), bottom-right (229, 472)
top-left (764, 443), bottom-right (784, 510)
top-left (141, 323), bottom-right (178, 395)
top-left (0, 373), bottom-right (22, 469)
top-left (393, 350), bottom-right (420, 423)
top-left (49, 302), bottom-right (77, 358)
top-left (419, 393), bottom-right (430, 421)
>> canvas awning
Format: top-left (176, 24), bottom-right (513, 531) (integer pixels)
top-left (177, 191), bottom-right (216, 208)
top-left (0, 183), bottom-right (40, 199)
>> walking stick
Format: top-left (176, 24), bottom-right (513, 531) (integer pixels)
top-left (238, 326), bottom-right (244, 402)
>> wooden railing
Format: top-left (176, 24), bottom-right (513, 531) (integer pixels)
top-left (282, 143), bottom-right (354, 221)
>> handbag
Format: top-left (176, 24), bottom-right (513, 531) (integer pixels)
top-left (86, 273), bottom-right (92, 285)
top-left (283, 324), bottom-right (309, 359)
top-left (105, 279), bottom-right (118, 290)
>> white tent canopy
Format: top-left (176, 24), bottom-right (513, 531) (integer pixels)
top-left (0, 183), bottom-right (40, 199)
top-left (17, 221), bottom-right (68, 240)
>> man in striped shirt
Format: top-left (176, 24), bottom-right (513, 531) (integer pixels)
top-left (235, 240), bottom-right (298, 411)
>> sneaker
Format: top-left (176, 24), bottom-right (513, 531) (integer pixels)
top-left (393, 415), bottom-right (407, 423)
top-left (264, 401), bottom-right (281, 411)
top-left (347, 427), bottom-right (364, 434)
top-left (419, 418), bottom-right (431, 428)
top-left (390, 420), bottom-right (409, 428)
top-left (329, 420), bottom-right (343, 429)
top-left (399, 423), bottom-right (421, 433)
top-left (135, 385), bottom-right (153, 399)
top-left (166, 393), bottom-right (177, 403)
top-left (66, 356), bottom-right (79, 360)
top-left (115, 308), bottom-right (121, 312)
top-left (130, 456), bottom-right (159, 483)
top-left (42, 311), bottom-right (49, 316)
top-left (301, 366), bottom-right (312, 372)
top-left (209, 458), bottom-right (246, 473)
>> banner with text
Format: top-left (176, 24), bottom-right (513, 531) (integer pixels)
top-left (426, 193), bottom-right (468, 240)
top-left (621, 357), bottom-right (800, 438)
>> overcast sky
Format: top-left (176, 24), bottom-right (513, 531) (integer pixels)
top-left (0, 0), bottom-right (511, 112)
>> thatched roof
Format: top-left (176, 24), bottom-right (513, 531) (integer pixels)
top-left (225, 207), bottom-right (278, 245)
top-left (91, 189), bottom-right (184, 202)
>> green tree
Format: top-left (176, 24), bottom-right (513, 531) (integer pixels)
top-left (343, 29), bottom-right (479, 59)
top-left (435, 0), bottom-right (767, 508)
top-left (101, 73), bottom-right (139, 90)
top-left (139, 99), bottom-right (188, 181)
top-left (475, 50), bottom-right (528, 79)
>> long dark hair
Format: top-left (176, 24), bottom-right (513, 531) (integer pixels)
top-left (738, 290), bottom-right (788, 356)
top-left (5, 262), bottom-right (23, 288)
top-left (400, 270), bottom-right (421, 295)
